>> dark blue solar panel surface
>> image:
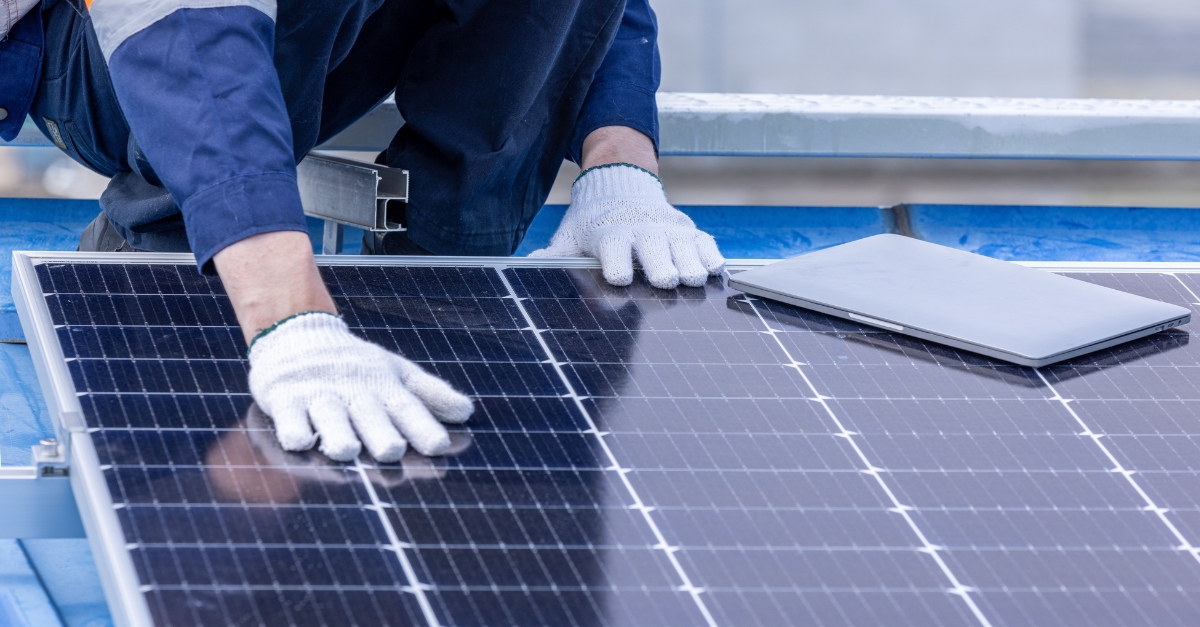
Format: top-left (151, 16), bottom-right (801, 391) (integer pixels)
top-left (31, 260), bottom-right (1200, 627)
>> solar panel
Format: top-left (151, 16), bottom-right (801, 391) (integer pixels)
top-left (14, 252), bottom-right (1200, 627)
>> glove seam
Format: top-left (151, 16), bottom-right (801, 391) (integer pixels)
top-left (247, 311), bottom-right (341, 356)
top-left (574, 163), bottom-right (662, 187)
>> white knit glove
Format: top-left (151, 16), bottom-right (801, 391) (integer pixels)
top-left (530, 164), bottom-right (725, 289)
top-left (247, 312), bottom-right (474, 463)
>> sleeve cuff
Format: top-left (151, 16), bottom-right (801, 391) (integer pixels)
top-left (567, 83), bottom-right (659, 165)
top-left (181, 172), bottom-right (310, 274)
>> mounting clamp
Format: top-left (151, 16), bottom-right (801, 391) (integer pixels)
top-left (34, 437), bottom-right (68, 477)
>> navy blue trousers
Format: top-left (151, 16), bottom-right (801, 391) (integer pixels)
top-left (32, 0), bottom-right (627, 254)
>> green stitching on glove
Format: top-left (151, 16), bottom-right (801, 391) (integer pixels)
top-left (247, 311), bottom-right (341, 356)
top-left (574, 162), bottom-right (663, 186)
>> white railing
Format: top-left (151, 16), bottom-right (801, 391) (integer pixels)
top-left (11, 93), bottom-right (1200, 160)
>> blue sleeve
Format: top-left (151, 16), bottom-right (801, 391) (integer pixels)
top-left (96, 4), bottom-right (307, 273)
top-left (566, 0), bottom-right (662, 165)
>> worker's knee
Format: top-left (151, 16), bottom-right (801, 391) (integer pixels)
top-left (33, 0), bottom-right (129, 177)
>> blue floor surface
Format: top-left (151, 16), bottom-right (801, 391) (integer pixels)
top-left (0, 540), bottom-right (63, 627)
top-left (906, 204), bottom-right (1200, 261)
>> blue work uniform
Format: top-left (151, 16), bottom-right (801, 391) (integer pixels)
top-left (0, 0), bottom-right (661, 271)
top-left (0, 5), bottom-right (44, 143)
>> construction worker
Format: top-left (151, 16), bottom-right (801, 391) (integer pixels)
top-left (0, 0), bottom-right (725, 462)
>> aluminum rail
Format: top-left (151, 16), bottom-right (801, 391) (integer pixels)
top-left (652, 93), bottom-right (1200, 160)
top-left (11, 94), bottom-right (1200, 160)
top-left (12, 251), bottom-right (155, 627)
top-left (312, 94), bottom-right (1200, 159)
top-left (296, 153), bottom-right (410, 254)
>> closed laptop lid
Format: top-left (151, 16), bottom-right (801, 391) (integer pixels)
top-left (728, 234), bottom-right (1191, 363)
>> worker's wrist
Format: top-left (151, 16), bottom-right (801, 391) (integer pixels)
top-left (247, 311), bottom-right (342, 356)
top-left (579, 126), bottom-right (659, 174)
top-left (242, 295), bottom-right (340, 350)
top-left (571, 162), bottom-right (669, 211)
top-left (213, 231), bottom-right (339, 345)
top-left (574, 162), bottom-right (662, 186)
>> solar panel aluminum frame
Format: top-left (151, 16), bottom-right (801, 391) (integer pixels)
top-left (12, 252), bottom-right (157, 627)
top-left (12, 250), bottom-right (1200, 627)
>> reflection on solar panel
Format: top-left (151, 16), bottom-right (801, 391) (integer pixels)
top-left (14, 253), bottom-right (1200, 627)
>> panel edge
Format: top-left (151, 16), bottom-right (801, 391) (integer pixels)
top-left (11, 252), bottom-right (155, 627)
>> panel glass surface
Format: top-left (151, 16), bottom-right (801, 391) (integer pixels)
top-left (31, 261), bottom-right (1200, 627)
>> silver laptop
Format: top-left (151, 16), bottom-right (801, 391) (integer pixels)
top-left (728, 234), bottom-right (1191, 367)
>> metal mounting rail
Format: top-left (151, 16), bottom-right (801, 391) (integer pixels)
top-left (11, 94), bottom-right (1200, 160)
top-left (296, 152), bottom-right (409, 254)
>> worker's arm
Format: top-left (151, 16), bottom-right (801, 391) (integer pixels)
top-left (89, 1), bottom-right (307, 273)
top-left (89, 2), bottom-right (472, 461)
top-left (536, 0), bottom-right (727, 288)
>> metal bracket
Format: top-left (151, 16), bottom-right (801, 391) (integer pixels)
top-left (323, 221), bottom-right (345, 256)
top-left (34, 437), bottom-right (68, 478)
top-left (0, 439), bottom-right (84, 538)
top-left (296, 152), bottom-right (409, 254)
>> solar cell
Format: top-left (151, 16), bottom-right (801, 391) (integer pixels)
top-left (15, 254), bottom-right (1200, 627)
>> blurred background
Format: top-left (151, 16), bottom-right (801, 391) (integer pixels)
top-left (4, 0), bottom-right (1200, 208)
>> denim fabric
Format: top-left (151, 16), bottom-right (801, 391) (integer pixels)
top-left (0, 0), bottom-right (39, 40)
top-left (25, 0), bottom-right (659, 268)
top-left (566, 0), bottom-right (661, 164)
top-left (0, 8), bottom-right (43, 142)
top-left (31, 0), bottom-right (128, 177)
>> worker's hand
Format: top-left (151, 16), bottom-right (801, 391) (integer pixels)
top-left (530, 164), bottom-right (725, 289)
top-left (247, 312), bottom-right (474, 463)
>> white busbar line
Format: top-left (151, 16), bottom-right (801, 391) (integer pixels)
top-left (353, 459), bottom-right (442, 627)
top-left (494, 269), bottom-right (720, 627)
top-left (1034, 370), bottom-right (1200, 568)
top-left (741, 296), bottom-right (995, 627)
